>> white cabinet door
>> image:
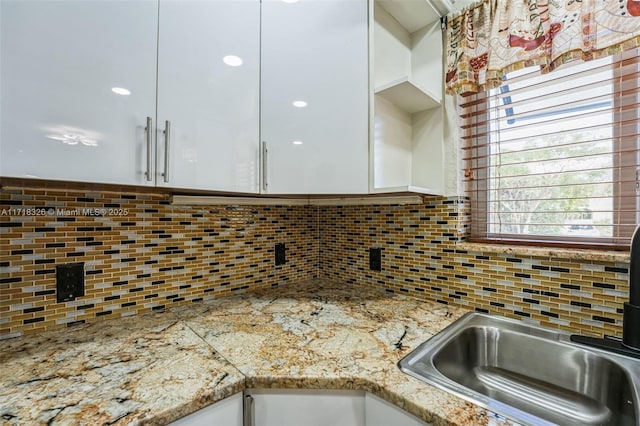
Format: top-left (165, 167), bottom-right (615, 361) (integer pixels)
top-left (261, 0), bottom-right (369, 194)
top-left (169, 392), bottom-right (243, 426)
top-left (157, 0), bottom-right (260, 193)
top-left (0, 0), bottom-right (158, 185)
top-left (249, 389), bottom-right (366, 426)
top-left (365, 393), bottom-right (431, 426)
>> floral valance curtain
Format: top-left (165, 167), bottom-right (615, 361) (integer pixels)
top-left (445, 0), bottom-right (640, 95)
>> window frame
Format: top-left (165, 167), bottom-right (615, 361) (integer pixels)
top-left (461, 50), bottom-right (639, 251)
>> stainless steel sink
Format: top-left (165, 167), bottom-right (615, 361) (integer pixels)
top-left (399, 313), bottom-right (640, 426)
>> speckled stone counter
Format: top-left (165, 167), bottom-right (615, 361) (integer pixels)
top-left (0, 280), bottom-right (514, 426)
top-left (0, 315), bottom-right (244, 425)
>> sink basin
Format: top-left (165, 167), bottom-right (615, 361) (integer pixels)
top-left (399, 313), bottom-right (640, 426)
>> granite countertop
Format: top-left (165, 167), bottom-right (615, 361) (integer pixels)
top-left (0, 280), bottom-right (512, 426)
top-left (0, 314), bottom-right (244, 425)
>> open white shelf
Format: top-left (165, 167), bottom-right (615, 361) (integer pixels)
top-left (369, 184), bottom-right (444, 196)
top-left (375, 77), bottom-right (440, 114)
top-left (370, 0), bottom-right (448, 197)
top-left (376, 0), bottom-right (450, 33)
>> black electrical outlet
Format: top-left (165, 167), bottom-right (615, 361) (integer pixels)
top-left (369, 248), bottom-right (382, 271)
top-left (275, 243), bottom-right (286, 265)
top-left (56, 262), bottom-right (85, 303)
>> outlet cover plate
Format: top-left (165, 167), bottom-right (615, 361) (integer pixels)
top-left (56, 262), bottom-right (85, 303)
top-left (275, 243), bottom-right (286, 265)
top-left (369, 248), bottom-right (382, 271)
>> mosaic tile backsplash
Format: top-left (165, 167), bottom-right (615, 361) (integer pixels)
top-left (1, 188), bottom-right (318, 339)
top-left (1, 188), bottom-right (631, 339)
top-left (319, 198), bottom-right (630, 339)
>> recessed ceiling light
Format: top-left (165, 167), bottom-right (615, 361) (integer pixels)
top-left (293, 100), bottom-right (307, 108)
top-left (292, 140), bottom-right (303, 145)
top-left (111, 87), bottom-right (131, 96)
top-left (223, 55), bottom-right (243, 67)
top-left (282, 0), bottom-right (299, 3)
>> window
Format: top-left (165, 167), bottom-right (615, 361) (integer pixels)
top-left (461, 48), bottom-right (640, 249)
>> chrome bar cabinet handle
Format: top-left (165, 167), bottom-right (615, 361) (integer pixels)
top-left (243, 394), bottom-right (254, 426)
top-left (163, 120), bottom-right (170, 183)
top-left (145, 116), bottom-right (152, 182)
top-left (262, 141), bottom-right (268, 191)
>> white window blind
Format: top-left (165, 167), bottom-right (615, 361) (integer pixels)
top-left (461, 48), bottom-right (640, 249)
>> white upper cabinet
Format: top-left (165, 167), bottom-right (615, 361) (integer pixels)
top-left (1, 0), bottom-right (260, 193)
top-left (260, 0), bottom-right (369, 195)
top-left (157, 0), bottom-right (260, 193)
top-left (0, 0), bottom-right (158, 185)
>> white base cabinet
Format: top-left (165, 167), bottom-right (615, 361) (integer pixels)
top-left (245, 389), bottom-right (430, 426)
top-left (166, 389), bottom-right (431, 426)
top-left (365, 392), bottom-right (430, 426)
top-left (249, 389), bottom-right (365, 426)
top-left (168, 392), bottom-right (243, 426)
